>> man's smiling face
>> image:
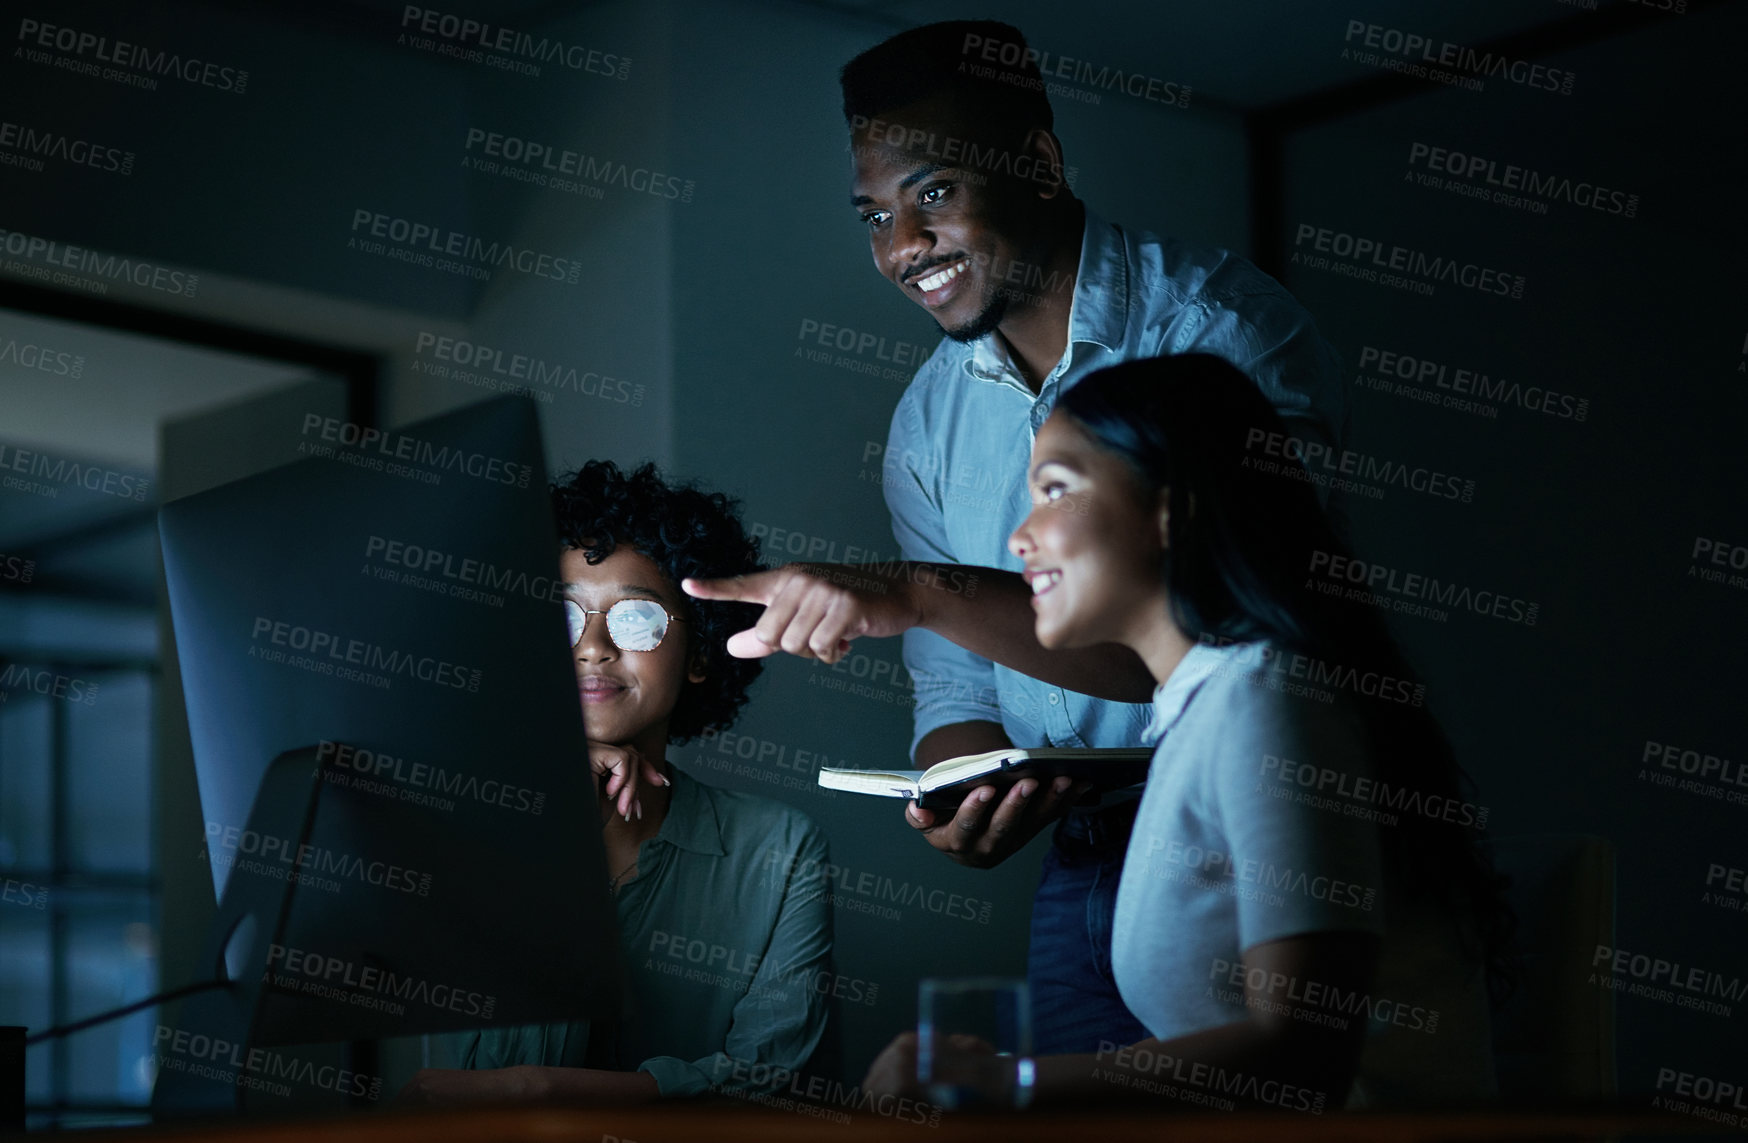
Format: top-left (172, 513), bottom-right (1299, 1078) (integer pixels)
top-left (849, 95), bottom-right (1044, 343)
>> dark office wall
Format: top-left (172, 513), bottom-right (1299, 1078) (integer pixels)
top-left (379, 0), bottom-right (679, 471)
top-left (0, 4), bottom-right (472, 313)
top-left (1271, 3), bottom-right (1747, 1093)
top-left (0, 0), bottom-right (675, 466)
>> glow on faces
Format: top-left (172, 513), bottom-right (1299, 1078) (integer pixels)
top-left (561, 545), bottom-right (704, 749)
top-left (1008, 412), bottom-right (1168, 650)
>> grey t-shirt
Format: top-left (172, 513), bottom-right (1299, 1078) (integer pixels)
top-left (1111, 640), bottom-right (1496, 1108)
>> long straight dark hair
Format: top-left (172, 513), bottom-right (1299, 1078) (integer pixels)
top-left (1057, 353), bottom-right (1513, 994)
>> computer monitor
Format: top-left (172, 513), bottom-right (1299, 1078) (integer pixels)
top-left (156, 395), bottom-right (620, 1068)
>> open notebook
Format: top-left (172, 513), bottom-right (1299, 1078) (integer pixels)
top-left (818, 747), bottom-right (1154, 812)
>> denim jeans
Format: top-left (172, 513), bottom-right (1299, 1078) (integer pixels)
top-left (1026, 800), bottom-right (1152, 1055)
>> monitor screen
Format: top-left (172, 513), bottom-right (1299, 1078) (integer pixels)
top-left (158, 395), bottom-right (620, 1046)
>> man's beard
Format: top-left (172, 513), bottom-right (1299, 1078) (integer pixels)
top-left (937, 288), bottom-right (1010, 343)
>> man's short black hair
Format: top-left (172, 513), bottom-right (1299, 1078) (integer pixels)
top-left (840, 20), bottom-right (1053, 146)
top-left (550, 460), bottom-right (764, 744)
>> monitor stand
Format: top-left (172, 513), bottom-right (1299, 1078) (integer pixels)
top-left (150, 746), bottom-right (328, 1118)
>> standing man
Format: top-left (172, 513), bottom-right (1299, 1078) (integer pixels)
top-left (836, 21), bottom-right (1347, 1056)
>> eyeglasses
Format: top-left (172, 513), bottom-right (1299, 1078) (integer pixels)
top-left (564, 598), bottom-right (686, 653)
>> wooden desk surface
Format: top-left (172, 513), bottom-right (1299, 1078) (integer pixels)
top-left (61, 1105), bottom-right (1738, 1143)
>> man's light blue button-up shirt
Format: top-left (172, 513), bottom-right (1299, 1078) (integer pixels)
top-left (881, 209), bottom-right (1346, 756)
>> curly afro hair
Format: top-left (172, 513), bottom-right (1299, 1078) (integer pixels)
top-left (550, 460), bottom-right (765, 744)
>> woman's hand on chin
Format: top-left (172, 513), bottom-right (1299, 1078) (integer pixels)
top-left (588, 740), bottom-right (665, 822)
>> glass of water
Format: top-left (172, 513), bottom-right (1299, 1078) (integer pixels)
top-left (916, 977), bottom-right (1034, 1110)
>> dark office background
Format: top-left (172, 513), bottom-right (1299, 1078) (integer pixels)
top-left (0, 0), bottom-right (1742, 1128)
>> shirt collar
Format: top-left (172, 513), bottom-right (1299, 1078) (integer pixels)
top-left (648, 765), bottom-right (725, 857)
top-left (963, 206), bottom-right (1129, 388)
top-left (1140, 639), bottom-right (1259, 746)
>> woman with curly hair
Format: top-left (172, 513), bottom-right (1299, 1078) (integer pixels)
top-left (400, 460), bottom-right (832, 1105)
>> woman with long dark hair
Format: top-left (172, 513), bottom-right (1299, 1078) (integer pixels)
top-left (689, 353), bottom-right (1509, 1108)
top-left (1010, 353), bottom-right (1508, 1106)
